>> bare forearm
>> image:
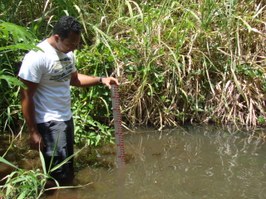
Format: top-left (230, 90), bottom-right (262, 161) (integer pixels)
top-left (21, 92), bottom-right (38, 134)
top-left (21, 96), bottom-right (44, 149)
top-left (20, 79), bottom-right (44, 150)
top-left (70, 72), bottom-right (119, 89)
top-left (70, 73), bottom-right (101, 87)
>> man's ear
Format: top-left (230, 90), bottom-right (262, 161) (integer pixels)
top-left (54, 34), bottom-right (60, 42)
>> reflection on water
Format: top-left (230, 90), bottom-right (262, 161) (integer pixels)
top-left (45, 125), bottom-right (266, 199)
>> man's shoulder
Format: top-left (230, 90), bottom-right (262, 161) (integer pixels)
top-left (37, 39), bottom-right (48, 48)
top-left (26, 40), bottom-right (49, 57)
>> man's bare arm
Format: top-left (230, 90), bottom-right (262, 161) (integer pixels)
top-left (70, 71), bottom-right (119, 89)
top-left (20, 78), bottom-right (44, 150)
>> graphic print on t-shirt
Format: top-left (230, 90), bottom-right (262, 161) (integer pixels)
top-left (50, 57), bottom-right (73, 82)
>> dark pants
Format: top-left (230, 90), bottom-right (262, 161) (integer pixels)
top-left (37, 118), bottom-right (74, 185)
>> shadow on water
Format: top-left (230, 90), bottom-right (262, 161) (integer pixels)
top-left (1, 125), bottom-right (266, 198)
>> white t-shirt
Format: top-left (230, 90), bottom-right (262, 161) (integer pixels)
top-left (19, 39), bottom-right (77, 123)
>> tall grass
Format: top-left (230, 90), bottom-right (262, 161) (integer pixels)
top-left (0, 0), bottom-right (265, 135)
top-left (74, 0), bottom-right (265, 129)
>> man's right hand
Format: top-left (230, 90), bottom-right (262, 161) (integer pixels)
top-left (29, 131), bottom-right (44, 150)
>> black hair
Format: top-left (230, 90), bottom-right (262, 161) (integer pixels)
top-left (53, 16), bottom-right (82, 39)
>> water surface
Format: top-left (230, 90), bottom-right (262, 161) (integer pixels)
top-left (45, 125), bottom-right (266, 199)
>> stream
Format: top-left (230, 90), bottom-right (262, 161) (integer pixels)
top-left (43, 125), bottom-right (266, 199)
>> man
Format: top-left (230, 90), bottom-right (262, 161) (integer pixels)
top-left (19, 16), bottom-right (119, 185)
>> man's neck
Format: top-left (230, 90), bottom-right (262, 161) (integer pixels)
top-left (47, 36), bottom-right (57, 49)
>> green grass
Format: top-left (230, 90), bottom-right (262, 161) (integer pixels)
top-left (73, 0), bottom-right (265, 129)
top-left (0, 0), bottom-right (265, 135)
top-left (0, 145), bottom-right (87, 198)
top-left (0, 152), bottom-right (49, 199)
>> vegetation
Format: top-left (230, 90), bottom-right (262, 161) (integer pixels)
top-left (0, 0), bottom-right (265, 139)
top-left (0, 21), bottom-right (38, 135)
top-left (0, 154), bottom-right (48, 199)
top-left (0, 139), bottom-right (87, 198)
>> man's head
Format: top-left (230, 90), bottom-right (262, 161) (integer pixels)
top-left (53, 16), bottom-right (81, 39)
top-left (52, 16), bottom-right (82, 53)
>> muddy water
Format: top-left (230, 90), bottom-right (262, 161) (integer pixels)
top-left (43, 125), bottom-right (266, 199)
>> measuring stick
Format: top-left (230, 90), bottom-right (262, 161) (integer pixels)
top-left (111, 84), bottom-right (125, 168)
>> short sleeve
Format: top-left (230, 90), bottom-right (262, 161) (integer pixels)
top-left (18, 51), bottom-right (44, 83)
top-left (69, 51), bottom-right (77, 73)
